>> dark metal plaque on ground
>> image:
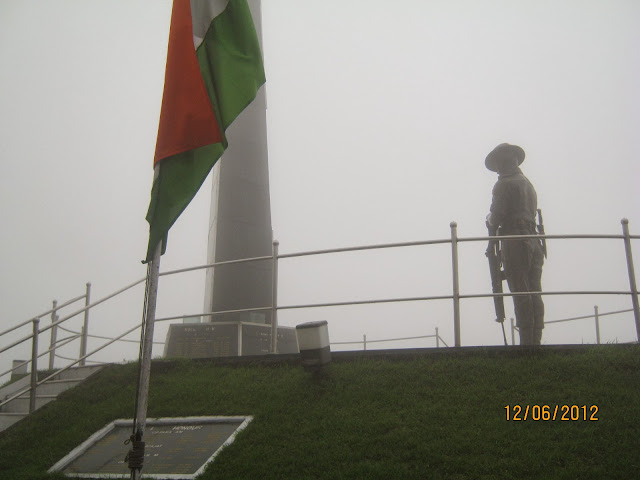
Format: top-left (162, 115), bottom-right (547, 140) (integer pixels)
top-left (49, 416), bottom-right (252, 479)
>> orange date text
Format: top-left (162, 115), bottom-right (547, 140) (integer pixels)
top-left (504, 405), bottom-right (599, 421)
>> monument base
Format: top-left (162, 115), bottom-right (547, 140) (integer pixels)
top-left (163, 322), bottom-right (298, 358)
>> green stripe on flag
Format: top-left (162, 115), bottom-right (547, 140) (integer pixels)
top-left (145, 142), bottom-right (225, 261)
top-left (197, 0), bottom-right (266, 131)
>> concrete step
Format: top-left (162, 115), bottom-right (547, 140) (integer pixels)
top-left (2, 395), bottom-right (56, 413)
top-left (0, 412), bottom-right (27, 431)
top-left (0, 375), bottom-right (31, 401)
top-left (31, 378), bottom-right (82, 396)
top-left (0, 364), bottom-right (104, 433)
top-left (49, 364), bottom-right (104, 381)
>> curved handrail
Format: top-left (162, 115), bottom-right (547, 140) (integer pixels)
top-left (0, 293), bottom-right (86, 338)
top-left (1, 222), bottom-right (638, 386)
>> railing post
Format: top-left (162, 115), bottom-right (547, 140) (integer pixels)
top-left (435, 327), bottom-right (440, 348)
top-left (271, 241), bottom-right (279, 354)
top-left (79, 282), bottom-right (91, 366)
top-left (594, 305), bottom-right (601, 345)
top-left (450, 222), bottom-right (461, 347)
top-left (621, 219), bottom-right (640, 342)
top-left (510, 317), bottom-right (516, 346)
top-left (363, 334), bottom-right (367, 351)
top-left (49, 300), bottom-right (58, 370)
top-left (30, 318), bottom-right (40, 414)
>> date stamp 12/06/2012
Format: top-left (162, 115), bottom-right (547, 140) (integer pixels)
top-left (505, 405), bottom-right (599, 421)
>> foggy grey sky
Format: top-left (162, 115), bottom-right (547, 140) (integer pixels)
top-left (1, 0), bottom-right (639, 377)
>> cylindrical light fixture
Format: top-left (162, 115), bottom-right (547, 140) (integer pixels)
top-left (296, 320), bottom-right (331, 369)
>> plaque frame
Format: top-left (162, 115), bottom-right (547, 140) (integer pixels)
top-left (48, 416), bottom-right (253, 479)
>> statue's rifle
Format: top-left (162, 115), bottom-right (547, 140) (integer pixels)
top-left (486, 222), bottom-right (508, 345)
top-left (537, 208), bottom-right (547, 258)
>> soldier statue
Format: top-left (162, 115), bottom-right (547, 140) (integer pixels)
top-left (486, 143), bottom-right (545, 345)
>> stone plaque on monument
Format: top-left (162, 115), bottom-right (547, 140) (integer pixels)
top-left (164, 323), bottom-right (239, 358)
top-left (164, 322), bottom-right (299, 358)
top-left (241, 322), bottom-right (298, 355)
top-left (49, 416), bottom-right (252, 479)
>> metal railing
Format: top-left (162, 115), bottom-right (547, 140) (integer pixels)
top-left (330, 305), bottom-right (635, 350)
top-left (331, 327), bottom-right (450, 350)
top-left (515, 307), bottom-right (635, 346)
top-left (269, 218), bottom-right (639, 350)
top-left (1, 218), bottom-right (638, 415)
top-left (0, 278), bottom-right (147, 413)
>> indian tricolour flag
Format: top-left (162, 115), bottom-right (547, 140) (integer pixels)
top-left (145, 0), bottom-right (265, 262)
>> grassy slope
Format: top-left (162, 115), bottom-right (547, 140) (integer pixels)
top-left (0, 346), bottom-right (638, 480)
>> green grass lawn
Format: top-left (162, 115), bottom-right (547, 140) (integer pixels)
top-left (1, 345), bottom-right (638, 480)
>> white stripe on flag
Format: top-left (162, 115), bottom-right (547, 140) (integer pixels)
top-left (191, 0), bottom-right (229, 48)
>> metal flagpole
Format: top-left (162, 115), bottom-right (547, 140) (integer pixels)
top-left (128, 241), bottom-right (161, 480)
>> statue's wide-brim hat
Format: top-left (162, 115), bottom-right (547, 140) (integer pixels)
top-left (485, 143), bottom-right (525, 172)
